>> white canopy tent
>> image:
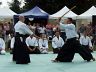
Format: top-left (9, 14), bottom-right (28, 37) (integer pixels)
top-left (64, 10), bottom-right (78, 19)
top-left (77, 6), bottom-right (96, 19)
top-left (0, 8), bottom-right (16, 19)
top-left (49, 6), bottom-right (78, 19)
top-left (76, 6), bottom-right (96, 29)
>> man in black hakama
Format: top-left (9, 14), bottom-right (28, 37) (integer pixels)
top-left (52, 18), bottom-right (95, 62)
top-left (13, 16), bottom-right (33, 64)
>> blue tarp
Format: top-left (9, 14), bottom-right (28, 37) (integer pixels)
top-left (14, 6), bottom-right (49, 19)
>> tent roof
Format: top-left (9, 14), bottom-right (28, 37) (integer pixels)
top-left (0, 8), bottom-right (16, 18)
top-left (64, 10), bottom-right (77, 18)
top-left (50, 6), bottom-right (77, 19)
top-left (78, 6), bottom-right (96, 19)
top-left (15, 6), bottom-right (49, 19)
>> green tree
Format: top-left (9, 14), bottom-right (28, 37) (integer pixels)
top-left (22, 0), bottom-right (96, 14)
top-left (23, 0), bottom-right (66, 14)
top-left (9, 0), bottom-right (21, 13)
top-left (22, 0), bottom-right (36, 12)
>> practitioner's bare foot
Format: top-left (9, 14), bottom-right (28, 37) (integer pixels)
top-left (51, 60), bottom-right (59, 62)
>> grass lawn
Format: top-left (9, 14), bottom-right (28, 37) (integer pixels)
top-left (48, 41), bottom-right (53, 51)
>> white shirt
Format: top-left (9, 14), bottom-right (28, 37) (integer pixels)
top-left (39, 39), bottom-right (48, 49)
top-left (52, 36), bottom-right (64, 48)
top-left (14, 21), bottom-right (33, 35)
top-left (0, 38), bottom-right (5, 49)
top-left (60, 23), bottom-right (78, 39)
top-left (80, 35), bottom-right (92, 47)
top-left (38, 27), bottom-right (46, 34)
top-left (59, 24), bottom-right (65, 32)
top-left (10, 37), bottom-right (15, 49)
top-left (26, 36), bottom-right (38, 47)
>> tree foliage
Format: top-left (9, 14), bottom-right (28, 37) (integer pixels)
top-left (9, 0), bottom-right (21, 13)
top-left (9, 0), bottom-right (96, 14)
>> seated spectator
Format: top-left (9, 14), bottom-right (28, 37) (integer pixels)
top-left (80, 31), bottom-right (93, 52)
top-left (52, 31), bottom-right (64, 54)
top-left (0, 37), bottom-right (6, 55)
top-left (39, 34), bottom-right (48, 54)
top-left (27, 22), bottom-right (36, 34)
top-left (26, 34), bottom-right (41, 54)
top-left (38, 25), bottom-right (46, 35)
top-left (78, 24), bottom-right (86, 36)
top-left (46, 23), bottom-right (53, 38)
top-left (35, 23), bottom-right (40, 36)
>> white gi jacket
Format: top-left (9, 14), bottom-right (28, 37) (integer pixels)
top-left (39, 39), bottom-right (48, 49)
top-left (0, 38), bottom-right (5, 50)
top-left (52, 36), bottom-right (64, 49)
top-left (39, 38), bottom-right (48, 53)
top-left (14, 21), bottom-right (33, 35)
top-left (26, 36), bottom-right (38, 47)
top-left (80, 35), bottom-right (92, 47)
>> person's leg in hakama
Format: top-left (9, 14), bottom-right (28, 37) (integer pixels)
top-left (16, 41), bottom-right (30, 64)
top-left (55, 39), bottom-right (75, 62)
top-left (53, 48), bottom-right (60, 54)
top-left (29, 46), bottom-right (41, 54)
top-left (75, 40), bottom-right (95, 61)
top-left (13, 36), bottom-right (30, 64)
top-left (13, 37), bottom-right (20, 61)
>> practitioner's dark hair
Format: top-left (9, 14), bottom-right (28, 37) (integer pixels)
top-left (54, 30), bottom-right (61, 34)
top-left (68, 18), bottom-right (73, 22)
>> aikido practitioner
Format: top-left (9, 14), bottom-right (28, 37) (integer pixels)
top-left (26, 34), bottom-right (41, 54)
top-left (13, 16), bottom-right (33, 64)
top-left (39, 34), bottom-right (48, 54)
top-left (52, 18), bottom-right (95, 62)
top-left (52, 31), bottom-right (64, 53)
top-left (0, 37), bottom-right (6, 55)
top-left (80, 30), bottom-right (93, 52)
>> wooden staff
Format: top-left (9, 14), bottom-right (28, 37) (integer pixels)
top-left (61, 6), bottom-right (76, 18)
top-left (58, 6), bottom-right (76, 21)
top-left (53, 6), bottom-right (76, 24)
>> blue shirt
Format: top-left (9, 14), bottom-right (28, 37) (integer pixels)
top-left (60, 23), bottom-right (78, 39)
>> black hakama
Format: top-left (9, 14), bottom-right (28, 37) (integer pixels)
top-left (81, 45), bottom-right (93, 52)
top-left (53, 48), bottom-right (60, 54)
top-left (61, 32), bottom-right (66, 41)
top-left (55, 37), bottom-right (94, 62)
top-left (13, 33), bottom-right (30, 64)
top-left (29, 46), bottom-right (41, 54)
